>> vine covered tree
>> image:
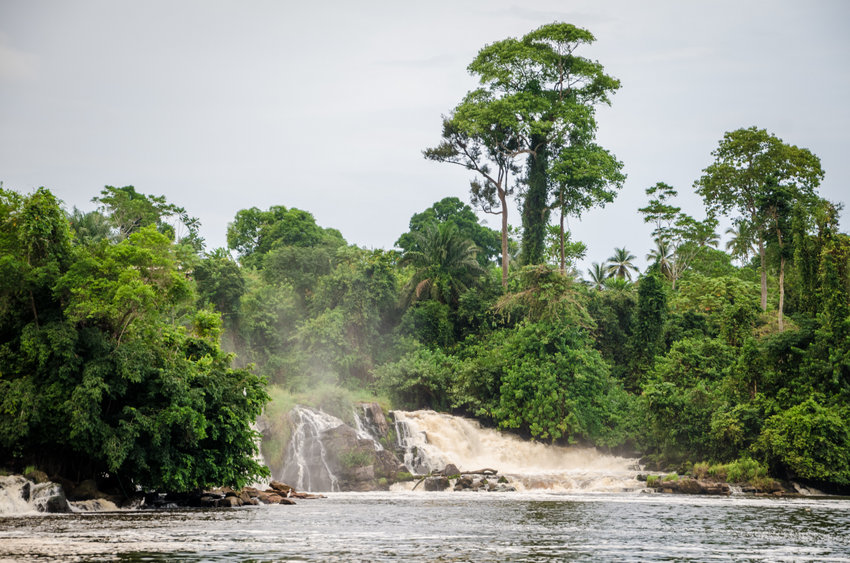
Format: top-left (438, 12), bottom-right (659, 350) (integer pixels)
top-left (694, 127), bottom-right (824, 324)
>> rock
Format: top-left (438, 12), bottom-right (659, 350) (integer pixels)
top-left (72, 498), bottom-right (119, 511)
top-left (423, 476), bottom-right (450, 491)
top-left (442, 464), bottom-right (460, 477)
top-left (218, 496), bottom-right (242, 508)
top-left (23, 469), bottom-right (49, 484)
top-left (265, 494), bottom-right (283, 504)
top-left (238, 490), bottom-right (253, 504)
top-left (269, 481), bottom-right (293, 494)
top-left (455, 476), bottom-right (473, 490)
top-left (651, 477), bottom-right (731, 496)
top-left (279, 498), bottom-right (296, 505)
top-left (359, 402), bottom-right (390, 438)
top-left (70, 479), bottom-right (102, 501)
top-left (31, 482), bottom-right (70, 513)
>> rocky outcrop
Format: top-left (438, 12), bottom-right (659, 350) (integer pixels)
top-left (647, 477), bottom-right (730, 495)
top-left (318, 419), bottom-right (405, 492)
top-left (0, 475), bottom-right (72, 513)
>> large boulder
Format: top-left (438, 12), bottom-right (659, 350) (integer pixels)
top-left (423, 476), bottom-right (450, 491)
top-left (31, 482), bottom-right (71, 513)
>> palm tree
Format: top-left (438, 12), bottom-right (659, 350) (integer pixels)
top-left (646, 238), bottom-right (674, 280)
top-left (587, 262), bottom-right (608, 290)
top-left (725, 223), bottom-right (755, 266)
top-left (606, 247), bottom-right (639, 281)
top-left (400, 223), bottom-right (484, 306)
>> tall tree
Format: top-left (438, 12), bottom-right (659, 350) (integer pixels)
top-left (466, 22), bottom-right (621, 266)
top-left (549, 140), bottom-right (625, 272)
top-left (424, 95), bottom-right (525, 287)
top-left (694, 127), bottom-right (824, 316)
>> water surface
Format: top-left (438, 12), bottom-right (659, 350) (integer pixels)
top-left (1, 492), bottom-right (849, 562)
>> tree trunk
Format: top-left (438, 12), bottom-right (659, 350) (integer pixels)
top-left (758, 236), bottom-right (768, 311)
top-left (500, 191), bottom-right (509, 288)
top-left (778, 255), bottom-right (785, 331)
top-left (519, 136), bottom-right (549, 266)
top-left (559, 208), bottom-right (566, 274)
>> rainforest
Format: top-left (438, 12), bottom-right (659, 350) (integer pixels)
top-left (1, 22), bottom-right (848, 497)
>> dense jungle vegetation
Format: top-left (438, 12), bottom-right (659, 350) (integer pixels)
top-left (1, 23), bottom-right (848, 492)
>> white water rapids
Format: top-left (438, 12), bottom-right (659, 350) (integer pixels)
top-left (393, 410), bottom-right (641, 492)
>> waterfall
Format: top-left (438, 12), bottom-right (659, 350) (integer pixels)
top-left (393, 410), bottom-right (641, 492)
top-left (280, 406), bottom-right (344, 492)
top-left (352, 405), bottom-right (384, 451)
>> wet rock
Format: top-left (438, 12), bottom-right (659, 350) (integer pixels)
top-left (424, 476), bottom-right (450, 491)
top-left (269, 481), bottom-right (293, 494)
top-left (218, 496), bottom-right (242, 508)
top-left (454, 476), bottom-right (473, 490)
top-left (72, 498), bottom-right (119, 511)
top-left (649, 477), bottom-right (731, 496)
top-left (442, 464), bottom-right (460, 477)
top-left (31, 482), bottom-right (70, 513)
top-left (279, 497), bottom-right (296, 505)
top-left (359, 402), bottom-right (390, 438)
top-left (70, 479), bottom-right (102, 501)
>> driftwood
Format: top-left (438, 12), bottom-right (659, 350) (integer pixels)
top-left (460, 468), bottom-right (498, 476)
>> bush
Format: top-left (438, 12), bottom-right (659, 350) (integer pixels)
top-left (755, 398), bottom-right (850, 485)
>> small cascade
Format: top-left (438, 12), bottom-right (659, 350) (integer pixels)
top-left (352, 404), bottom-right (384, 451)
top-left (393, 410), bottom-right (642, 492)
top-left (0, 476), bottom-right (35, 514)
top-left (280, 406), bottom-right (344, 492)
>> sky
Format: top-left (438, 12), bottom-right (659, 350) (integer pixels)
top-left (1, 1), bottom-right (848, 273)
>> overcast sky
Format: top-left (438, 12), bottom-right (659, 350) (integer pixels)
top-left (2, 1), bottom-right (848, 272)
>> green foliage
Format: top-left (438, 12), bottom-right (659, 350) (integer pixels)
top-left (396, 197), bottom-right (501, 267)
top-left (0, 186), bottom-right (268, 492)
top-left (626, 268), bottom-right (668, 387)
top-left (489, 320), bottom-right (627, 445)
top-left (400, 222), bottom-right (484, 306)
top-left (226, 205), bottom-right (345, 269)
top-left (755, 398), bottom-right (850, 485)
top-left (375, 347), bottom-right (454, 411)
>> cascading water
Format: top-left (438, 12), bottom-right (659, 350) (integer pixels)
top-left (352, 405), bottom-right (384, 451)
top-left (393, 410), bottom-right (642, 492)
top-left (280, 406), bottom-right (344, 492)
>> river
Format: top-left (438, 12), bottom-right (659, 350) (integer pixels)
top-left (1, 491), bottom-right (849, 561)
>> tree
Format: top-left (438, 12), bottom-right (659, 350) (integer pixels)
top-left (469, 23), bottom-right (621, 266)
top-left (549, 141), bottom-right (625, 272)
top-left (226, 205), bottom-right (345, 269)
top-left (695, 127), bottom-right (824, 317)
top-left (725, 222), bottom-right (756, 267)
top-left (93, 185), bottom-right (202, 251)
top-left (606, 247), bottom-right (638, 281)
top-left (1, 187), bottom-right (268, 491)
top-left (586, 262), bottom-right (608, 290)
top-left (427, 22), bottom-right (620, 281)
top-left (638, 182), bottom-right (719, 290)
top-left (399, 223), bottom-right (484, 306)
top-left (396, 197), bottom-right (500, 267)
top-left (424, 94), bottom-right (525, 287)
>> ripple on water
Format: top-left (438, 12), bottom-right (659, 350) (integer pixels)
top-left (0, 493), bottom-right (849, 562)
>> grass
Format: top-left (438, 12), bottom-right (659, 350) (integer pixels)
top-left (689, 457), bottom-right (778, 490)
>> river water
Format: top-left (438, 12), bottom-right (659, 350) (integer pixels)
top-left (1, 491), bottom-right (849, 562)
